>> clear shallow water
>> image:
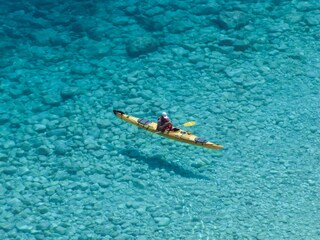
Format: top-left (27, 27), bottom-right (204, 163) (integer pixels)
top-left (0, 0), bottom-right (320, 239)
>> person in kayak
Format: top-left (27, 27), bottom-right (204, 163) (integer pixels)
top-left (157, 112), bottom-right (173, 132)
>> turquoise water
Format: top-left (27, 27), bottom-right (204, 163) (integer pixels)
top-left (1, 0), bottom-right (320, 239)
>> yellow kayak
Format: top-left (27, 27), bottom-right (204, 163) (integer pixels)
top-left (113, 110), bottom-right (223, 150)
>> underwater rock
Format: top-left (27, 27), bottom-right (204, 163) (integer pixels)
top-left (304, 11), bottom-right (320, 26)
top-left (171, 46), bottom-right (189, 57)
top-left (8, 88), bottom-right (23, 99)
top-left (294, 1), bottom-right (320, 11)
top-left (10, 9), bottom-right (49, 29)
top-left (0, 114), bottom-right (10, 125)
top-left (0, 59), bottom-right (12, 68)
top-left (233, 39), bottom-right (250, 51)
top-left (46, 128), bottom-right (68, 137)
top-left (30, 29), bottom-right (58, 46)
top-left (54, 140), bottom-right (69, 155)
top-left (144, 6), bottom-right (165, 17)
top-left (87, 127), bottom-right (101, 138)
top-left (192, 3), bottom-right (221, 15)
top-left (60, 86), bottom-right (80, 100)
top-left (92, 150), bottom-right (106, 159)
top-left (216, 11), bottom-right (250, 30)
top-left (43, 92), bottom-right (62, 106)
top-left (89, 174), bottom-right (110, 188)
top-left (50, 32), bottom-right (72, 46)
top-left (191, 159), bottom-right (206, 168)
top-left (3, 166), bottom-right (17, 175)
top-left (126, 36), bottom-right (160, 57)
top-left (167, 19), bottom-right (194, 33)
top-left (125, 97), bottom-right (145, 105)
top-left (3, 25), bottom-right (24, 39)
top-left (36, 146), bottom-right (51, 156)
top-left (71, 63), bottom-right (94, 75)
top-left (80, 41), bottom-right (111, 58)
top-left (135, 15), bottom-right (168, 31)
top-left (54, 225), bottom-right (67, 235)
top-left (154, 217), bottom-right (171, 226)
top-left (0, 153), bottom-right (8, 162)
top-left (96, 119), bottom-right (111, 128)
top-left (123, 6), bottom-right (139, 16)
top-left (218, 38), bottom-right (234, 46)
top-left (225, 67), bottom-right (242, 78)
top-left (86, 26), bottom-right (108, 41)
top-left (84, 137), bottom-right (99, 150)
top-left (0, 221), bottom-right (13, 232)
top-left (30, 101), bottom-right (50, 113)
top-left (34, 124), bottom-right (47, 133)
top-left (15, 221), bottom-right (32, 233)
top-left (3, 140), bottom-right (15, 149)
top-left (111, 16), bottom-right (130, 26)
top-left (7, 197), bottom-right (24, 214)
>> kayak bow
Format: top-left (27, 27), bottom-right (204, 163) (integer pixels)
top-left (113, 110), bottom-right (223, 150)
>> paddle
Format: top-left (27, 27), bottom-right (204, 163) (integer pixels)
top-left (155, 121), bottom-right (196, 134)
top-left (181, 121), bottom-right (196, 127)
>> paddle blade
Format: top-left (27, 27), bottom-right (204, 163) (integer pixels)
top-left (183, 121), bottom-right (196, 127)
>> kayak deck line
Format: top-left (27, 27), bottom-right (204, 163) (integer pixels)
top-left (113, 110), bottom-right (223, 150)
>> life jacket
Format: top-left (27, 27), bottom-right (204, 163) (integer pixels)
top-left (157, 116), bottom-right (172, 131)
top-left (158, 116), bottom-right (169, 125)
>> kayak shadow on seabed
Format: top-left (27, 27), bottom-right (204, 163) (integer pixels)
top-left (121, 149), bottom-right (210, 181)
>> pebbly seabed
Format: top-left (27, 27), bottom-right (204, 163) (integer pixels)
top-left (0, 0), bottom-right (320, 239)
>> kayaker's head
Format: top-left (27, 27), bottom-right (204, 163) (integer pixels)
top-left (162, 112), bottom-right (168, 119)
